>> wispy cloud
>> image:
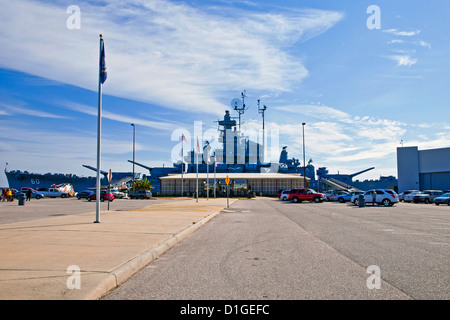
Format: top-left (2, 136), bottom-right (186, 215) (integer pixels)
top-left (61, 102), bottom-right (180, 131)
top-left (242, 102), bottom-right (408, 166)
top-left (274, 104), bottom-right (351, 121)
top-left (389, 55), bottom-right (418, 67)
top-left (417, 40), bottom-right (431, 49)
top-left (0, 0), bottom-right (343, 115)
top-left (383, 28), bottom-right (421, 37)
top-left (387, 39), bottom-right (404, 44)
top-left (0, 103), bottom-right (69, 119)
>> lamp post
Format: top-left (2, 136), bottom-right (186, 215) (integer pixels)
top-left (131, 124), bottom-right (135, 196)
top-left (302, 123), bottom-right (306, 188)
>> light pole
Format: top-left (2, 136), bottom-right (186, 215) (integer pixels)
top-left (302, 123), bottom-right (306, 188)
top-left (131, 123), bottom-right (135, 196)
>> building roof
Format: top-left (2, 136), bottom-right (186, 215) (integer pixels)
top-left (160, 173), bottom-right (309, 180)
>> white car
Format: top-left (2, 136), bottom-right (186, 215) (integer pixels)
top-left (279, 190), bottom-right (290, 201)
top-left (399, 190), bottom-right (420, 201)
top-left (111, 190), bottom-right (125, 199)
top-left (351, 189), bottom-right (399, 207)
top-left (403, 191), bottom-right (422, 203)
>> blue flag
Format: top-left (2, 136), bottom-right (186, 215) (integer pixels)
top-left (100, 38), bottom-right (107, 84)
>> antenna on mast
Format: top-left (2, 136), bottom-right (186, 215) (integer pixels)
top-left (231, 90), bottom-right (248, 131)
top-left (258, 99), bottom-right (267, 146)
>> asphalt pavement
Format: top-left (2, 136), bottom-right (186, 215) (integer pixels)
top-left (1, 197), bottom-right (448, 300)
top-left (103, 198), bottom-right (449, 300)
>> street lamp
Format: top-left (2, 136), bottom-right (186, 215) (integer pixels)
top-left (131, 123), bottom-right (135, 195)
top-left (302, 123), bottom-right (306, 188)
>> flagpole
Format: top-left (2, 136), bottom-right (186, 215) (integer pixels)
top-left (94, 34), bottom-right (103, 223)
top-left (196, 138), bottom-right (199, 203)
top-left (181, 135), bottom-right (183, 197)
top-left (214, 154), bottom-right (216, 199)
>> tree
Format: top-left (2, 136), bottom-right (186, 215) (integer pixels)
top-left (134, 179), bottom-right (154, 191)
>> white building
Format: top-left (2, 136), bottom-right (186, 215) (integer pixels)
top-left (397, 146), bottom-right (450, 193)
top-left (160, 173), bottom-right (309, 196)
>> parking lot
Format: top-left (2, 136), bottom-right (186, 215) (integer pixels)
top-left (0, 195), bottom-right (448, 299)
top-left (101, 197), bottom-right (449, 300)
top-left (0, 197), bottom-right (184, 224)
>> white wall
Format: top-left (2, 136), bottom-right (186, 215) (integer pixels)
top-left (419, 147), bottom-right (450, 173)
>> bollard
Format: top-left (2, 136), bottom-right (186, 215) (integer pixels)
top-left (358, 194), bottom-right (365, 207)
top-left (18, 193), bottom-right (25, 206)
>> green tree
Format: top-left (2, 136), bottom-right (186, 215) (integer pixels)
top-left (134, 179), bottom-right (154, 191)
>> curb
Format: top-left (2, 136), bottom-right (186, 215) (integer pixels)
top-left (89, 210), bottom-right (222, 300)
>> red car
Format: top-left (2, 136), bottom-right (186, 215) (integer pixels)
top-left (287, 188), bottom-right (325, 203)
top-left (87, 191), bottom-right (114, 202)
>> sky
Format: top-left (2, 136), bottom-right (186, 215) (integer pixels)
top-left (1, 0), bottom-right (450, 187)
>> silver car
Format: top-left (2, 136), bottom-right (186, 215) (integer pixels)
top-left (129, 190), bottom-right (152, 199)
top-left (399, 190), bottom-right (420, 202)
top-left (434, 193), bottom-right (450, 206)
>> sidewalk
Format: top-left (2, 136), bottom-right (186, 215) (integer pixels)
top-left (0, 198), bottom-right (236, 300)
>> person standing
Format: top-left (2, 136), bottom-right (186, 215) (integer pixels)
top-left (26, 189), bottom-right (32, 201)
top-left (372, 190), bottom-right (377, 206)
top-left (6, 189), bottom-right (12, 202)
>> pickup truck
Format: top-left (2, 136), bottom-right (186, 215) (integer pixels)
top-left (287, 188), bottom-right (325, 203)
top-left (36, 187), bottom-right (70, 198)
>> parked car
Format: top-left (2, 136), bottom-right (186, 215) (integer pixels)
top-left (334, 191), bottom-right (364, 203)
top-left (287, 188), bottom-right (325, 203)
top-left (399, 190), bottom-right (420, 202)
top-left (413, 190), bottom-right (443, 204)
top-left (76, 190), bottom-right (94, 200)
top-left (324, 190), bottom-right (335, 201)
top-left (14, 190), bottom-right (45, 200)
top-left (87, 191), bottom-right (114, 202)
top-left (36, 187), bottom-right (70, 198)
top-left (404, 191), bottom-right (422, 203)
top-left (328, 190), bottom-right (350, 202)
top-left (111, 190), bottom-right (125, 199)
top-left (434, 193), bottom-right (450, 206)
top-left (278, 190), bottom-right (290, 201)
top-left (351, 189), bottom-right (399, 207)
top-left (129, 190), bottom-right (152, 199)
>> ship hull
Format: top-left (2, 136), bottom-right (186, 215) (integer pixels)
top-left (5, 171), bottom-right (134, 192)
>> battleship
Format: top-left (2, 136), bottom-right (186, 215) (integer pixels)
top-left (5, 93), bottom-right (397, 193)
top-left (4, 164), bottom-right (139, 192)
top-left (128, 105), bottom-right (397, 194)
top-left (128, 104), bottom-right (308, 193)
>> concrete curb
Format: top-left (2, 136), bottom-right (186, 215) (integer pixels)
top-left (90, 210), bottom-right (222, 300)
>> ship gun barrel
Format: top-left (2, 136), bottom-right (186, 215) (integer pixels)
top-left (349, 167), bottom-right (375, 178)
top-left (128, 160), bottom-right (152, 173)
top-left (82, 165), bottom-right (108, 176)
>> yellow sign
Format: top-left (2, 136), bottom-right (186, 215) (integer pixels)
top-left (225, 175), bottom-right (230, 186)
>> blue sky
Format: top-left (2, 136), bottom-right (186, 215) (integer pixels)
top-left (1, 0), bottom-right (450, 187)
